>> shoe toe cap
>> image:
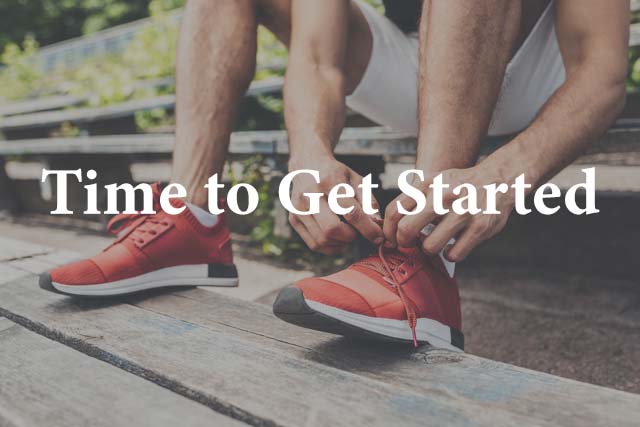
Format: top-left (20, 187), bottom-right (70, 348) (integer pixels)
top-left (49, 259), bottom-right (106, 286)
top-left (290, 277), bottom-right (375, 316)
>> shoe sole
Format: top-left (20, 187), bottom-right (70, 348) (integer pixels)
top-left (273, 287), bottom-right (464, 352)
top-left (39, 263), bottom-right (238, 297)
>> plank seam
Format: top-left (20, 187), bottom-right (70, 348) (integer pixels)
top-left (134, 299), bottom-right (316, 352)
top-left (0, 306), bottom-right (282, 427)
top-left (1, 250), bottom-right (52, 263)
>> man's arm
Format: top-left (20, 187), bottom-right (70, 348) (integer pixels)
top-left (385, 0), bottom-right (628, 262)
top-left (285, 0), bottom-right (383, 254)
top-left (383, 0), bottom-right (523, 248)
top-left (499, 0), bottom-right (629, 188)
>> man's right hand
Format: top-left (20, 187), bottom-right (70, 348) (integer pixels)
top-left (287, 158), bottom-right (384, 255)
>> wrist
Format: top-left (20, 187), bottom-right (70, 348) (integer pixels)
top-left (484, 145), bottom-right (540, 193)
top-left (288, 150), bottom-right (335, 171)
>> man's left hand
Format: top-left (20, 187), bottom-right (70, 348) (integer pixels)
top-left (383, 164), bottom-right (516, 262)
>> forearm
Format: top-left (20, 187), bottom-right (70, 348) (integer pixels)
top-left (285, 61), bottom-right (347, 168)
top-left (285, 0), bottom-right (350, 169)
top-left (487, 65), bottom-right (626, 188)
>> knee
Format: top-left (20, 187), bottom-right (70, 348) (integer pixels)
top-left (185, 0), bottom-right (257, 19)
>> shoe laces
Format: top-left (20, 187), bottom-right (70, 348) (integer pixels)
top-left (128, 216), bottom-right (171, 246)
top-left (357, 245), bottom-right (419, 347)
top-left (106, 183), bottom-right (163, 235)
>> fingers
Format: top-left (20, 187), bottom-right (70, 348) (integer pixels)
top-left (445, 217), bottom-right (498, 262)
top-left (315, 200), bottom-right (359, 244)
top-left (288, 214), bottom-right (318, 250)
top-left (395, 195), bottom-right (439, 248)
top-left (352, 173), bottom-right (382, 220)
top-left (444, 227), bottom-right (479, 262)
top-left (420, 213), bottom-right (465, 256)
top-left (342, 201), bottom-right (384, 244)
top-left (383, 193), bottom-right (416, 247)
top-left (289, 213), bottom-right (347, 255)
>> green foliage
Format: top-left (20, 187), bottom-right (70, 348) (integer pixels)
top-left (0, 0), bottom-right (154, 54)
top-left (629, 47), bottom-right (640, 90)
top-left (0, 37), bottom-right (48, 100)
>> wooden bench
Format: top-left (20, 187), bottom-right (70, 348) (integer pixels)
top-left (0, 238), bottom-right (639, 427)
top-left (0, 76), bottom-right (285, 138)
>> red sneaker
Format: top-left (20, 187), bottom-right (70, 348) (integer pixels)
top-left (39, 190), bottom-right (238, 297)
top-left (273, 246), bottom-right (463, 351)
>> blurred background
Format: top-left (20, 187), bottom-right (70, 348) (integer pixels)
top-left (0, 0), bottom-right (639, 393)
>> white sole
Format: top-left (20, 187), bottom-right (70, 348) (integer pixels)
top-left (51, 264), bottom-right (238, 297)
top-left (306, 299), bottom-right (463, 352)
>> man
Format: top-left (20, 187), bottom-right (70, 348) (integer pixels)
top-left (41, 0), bottom-right (628, 350)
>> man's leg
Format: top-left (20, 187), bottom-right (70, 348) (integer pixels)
top-left (414, 0), bottom-right (523, 172)
top-left (386, 0), bottom-right (553, 250)
top-left (172, 0), bottom-right (372, 207)
top-left (172, 0), bottom-right (260, 207)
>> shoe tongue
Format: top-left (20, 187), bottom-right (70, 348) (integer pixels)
top-left (396, 246), bottom-right (420, 257)
top-left (355, 247), bottom-right (417, 277)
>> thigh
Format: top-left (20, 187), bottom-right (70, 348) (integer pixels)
top-left (256, 0), bottom-right (373, 93)
top-left (346, 0), bottom-right (421, 135)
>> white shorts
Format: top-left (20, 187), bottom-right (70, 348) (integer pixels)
top-left (347, 1), bottom-right (566, 136)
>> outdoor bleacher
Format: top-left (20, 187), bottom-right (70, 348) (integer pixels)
top-left (1, 3), bottom-right (640, 425)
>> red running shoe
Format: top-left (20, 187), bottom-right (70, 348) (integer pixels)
top-left (39, 186), bottom-right (238, 297)
top-left (273, 246), bottom-right (463, 351)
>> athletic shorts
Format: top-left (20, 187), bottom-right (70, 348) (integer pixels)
top-left (347, 0), bottom-right (566, 136)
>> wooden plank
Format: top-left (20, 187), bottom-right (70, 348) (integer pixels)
top-left (0, 77), bottom-right (176, 118)
top-left (0, 77), bottom-right (284, 131)
top-left (0, 237), bottom-right (51, 262)
top-left (0, 262), bottom-right (638, 426)
top-left (1, 122), bottom-right (639, 157)
top-left (0, 317), bottom-right (241, 427)
top-left (631, 22), bottom-right (640, 47)
top-left (0, 275), bottom-right (513, 427)
top-left (0, 94), bottom-right (86, 117)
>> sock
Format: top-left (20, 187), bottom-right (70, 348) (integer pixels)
top-left (186, 203), bottom-right (218, 227)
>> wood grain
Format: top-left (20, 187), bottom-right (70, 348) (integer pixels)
top-left (0, 317), bottom-right (243, 427)
top-left (0, 259), bottom-right (638, 427)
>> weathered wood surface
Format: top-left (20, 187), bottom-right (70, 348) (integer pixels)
top-left (1, 246), bottom-right (639, 427)
top-left (0, 317), bottom-right (242, 427)
top-left (0, 237), bottom-right (50, 262)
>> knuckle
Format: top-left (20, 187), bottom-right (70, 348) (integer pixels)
top-left (316, 234), bottom-right (331, 247)
top-left (396, 223), bottom-right (412, 240)
top-left (472, 219), bottom-right (492, 237)
top-left (447, 250), bottom-right (464, 263)
top-left (397, 225), bottom-right (417, 246)
top-left (422, 240), bottom-right (440, 255)
top-left (324, 223), bottom-right (342, 239)
top-left (384, 204), bottom-right (396, 217)
top-left (343, 207), bottom-right (361, 222)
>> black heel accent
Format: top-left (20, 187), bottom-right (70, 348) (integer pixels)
top-left (207, 263), bottom-right (238, 279)
top-left (451, 328), bottom-right (465, 351)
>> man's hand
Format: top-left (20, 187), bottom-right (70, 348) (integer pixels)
top-left (288, 158), bottom-right (384, 255)
top-left (383, 163), bottom-right (516, 262)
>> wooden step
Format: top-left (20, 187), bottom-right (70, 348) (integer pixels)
top-left (1, 123), bottom-right (640, 158)
top-left (1, 241), bottom-right (639, 426)
top-left (0, 317), bottom-right (241, 427)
